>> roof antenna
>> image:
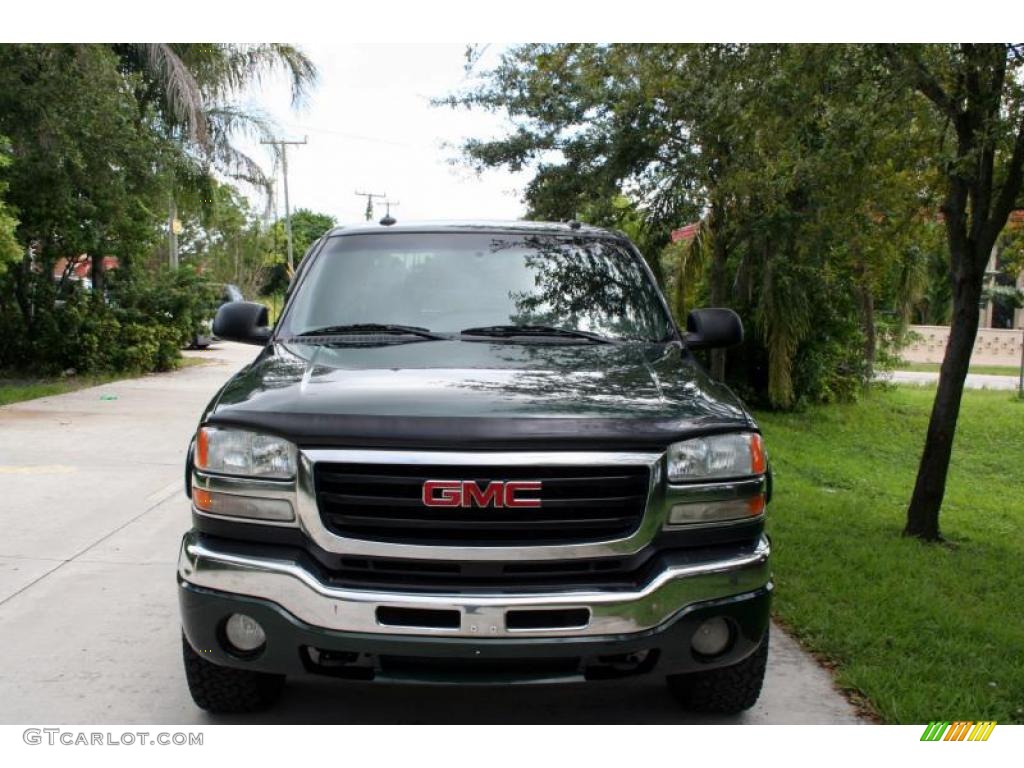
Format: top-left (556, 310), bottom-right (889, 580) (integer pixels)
top-left (379, 199), bottom-right (399, 226)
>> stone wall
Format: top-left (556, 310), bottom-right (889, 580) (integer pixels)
top-left (902, 325), bottom-right (1024, 366)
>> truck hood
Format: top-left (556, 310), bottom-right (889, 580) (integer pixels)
top-left (203, 340), bottom-right (755, 450)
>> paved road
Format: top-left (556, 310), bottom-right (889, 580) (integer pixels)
top-left (882, 370), bottom-right (1020, 390)
top-left (0, 343), bottom-right (863, 724)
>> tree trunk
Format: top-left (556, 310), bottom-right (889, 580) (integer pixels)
top-left (90, 252), bottom-right (104, 296)
top-left (708, 201), bottom-right (728, 380)
top-left (15, 248), bottom-right (33, 329)
top-left (853, 262), bottom-right (876, 378)
top-left (168, 197), bottom-right (179, 269)
top-left (673, 244), bottom-right (687, 322)
top-left (645, 246), bottom-right (665, 287)
top-left (904, 268), bottom-right (982, 540)
top-left (851, 257), bottom-right (876, 376)
top-left (892, 43), bottom-right (1024, 542)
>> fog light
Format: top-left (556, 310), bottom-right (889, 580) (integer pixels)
top-left (224, 613), bottom-right (266, 654)
top-left (691, 617), bottom-right (731, 657)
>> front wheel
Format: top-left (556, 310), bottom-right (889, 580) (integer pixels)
top-left (665, 629), bottom-right (769, 714)
top-left (182, 634), bottom-right (285, 714)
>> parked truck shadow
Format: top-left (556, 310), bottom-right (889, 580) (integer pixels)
top-left (204, 675), bottom-right (745, 724)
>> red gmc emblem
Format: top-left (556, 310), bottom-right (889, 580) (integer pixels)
top-left (422, 480), bottom-right (543, 508)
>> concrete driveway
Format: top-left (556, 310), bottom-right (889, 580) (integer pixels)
top-left (0, 343), bottom-right (863, 724)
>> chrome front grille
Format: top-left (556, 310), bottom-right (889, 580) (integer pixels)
top-left (314, 462), bottom-right (651, 546)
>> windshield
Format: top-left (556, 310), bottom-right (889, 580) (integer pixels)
top-left (279, 232), bottom-right (673, 342)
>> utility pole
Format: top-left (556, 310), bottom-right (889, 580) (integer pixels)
top-left (168, 197), bottom-right (179, 269)
top-left (260, 136), bottom-right (307, 272)
top-left (355, 190), bottom-right (387, 222)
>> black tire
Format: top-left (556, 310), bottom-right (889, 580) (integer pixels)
top-left (182, 634), bottom-right (285, 714)
top-left (665, 629), bottom-right (769, 714)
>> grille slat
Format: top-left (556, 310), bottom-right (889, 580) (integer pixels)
top-left (322, 492), bottom-right (426, 509)
top-left (322, 491), bottom-right (640, 511)
top-left (318, 470), bottom-right (640, 487)
top-left (331, 514), bottom-right (639, 530)
top-left (315, 462), bottom-right (650, 546)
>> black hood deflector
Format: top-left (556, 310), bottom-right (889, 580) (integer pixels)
top-left (202, 340), bottom-right (756, 450)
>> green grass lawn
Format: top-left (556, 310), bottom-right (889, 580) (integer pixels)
top-left (896, 361), bottom-right (1021, 377)
top-left (0, 355), bottom-right (209, 407)
top-left (757, 387), bottom-right (1024, 723)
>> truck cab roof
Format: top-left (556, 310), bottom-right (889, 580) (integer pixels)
top-left (324, 219), bottom-right (624, 239)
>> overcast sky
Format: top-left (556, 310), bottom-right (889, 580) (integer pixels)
top-left (236, 44), bottom-right (530, 227)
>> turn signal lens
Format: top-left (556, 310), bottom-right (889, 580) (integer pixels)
top-left (191, 488), bottom-right (294, 522)
top-left (667, 494), bottom-right (766, 526)
top-left (195, 429), bottom-right (209, 471)
top-left (747, 493), bottom-right (766, 516)
top-left (192, 488), bottom-right (214, 511)
top-left (750, 433), bottom-right (766, 475)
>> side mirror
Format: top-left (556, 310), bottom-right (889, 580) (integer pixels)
top-left (213, 301), bottom-right (272, 346)
top-left (685, 308), bottom-right (743, 350)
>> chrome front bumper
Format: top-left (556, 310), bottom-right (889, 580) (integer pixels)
top-left (177, 532), bottom-right (770, 639)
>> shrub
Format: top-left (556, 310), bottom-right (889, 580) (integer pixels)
top-left (0, 260), bottom-right (219, 376)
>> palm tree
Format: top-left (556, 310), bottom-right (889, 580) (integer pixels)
top-left (110, 44), bottom-right (316, 268)
top-left (115, 43), bottom-right (315, 187)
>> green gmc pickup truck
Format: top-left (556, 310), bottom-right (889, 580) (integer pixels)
top-left (178, 220), bottom-right (772, 715)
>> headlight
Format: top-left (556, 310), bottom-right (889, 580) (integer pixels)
top-left (667, 432), bottom-right (766, 483)
top-left (195, 427), bottom-right (297, 479)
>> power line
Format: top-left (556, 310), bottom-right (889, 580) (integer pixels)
top-left (260, 136), bottom-right (307, 271)
top-left (279, 120), bottom-right (434, 150)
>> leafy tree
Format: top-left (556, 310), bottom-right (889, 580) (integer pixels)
top-left (273, 208), bottom-right (336, 260)
top-left (175, 181), bottom-right (267, 299)
top-left (883, 44), bottom-right (1024, 540)
top-left (171, 182), bottom-right (333, 304)
top-left (994, 224), bottom-right (1024, 277)
top-left (113, 44), bottom-right (316, 188)
top-left (444, 44), bottom-right (936, 407)
top-left (263, 208), bottom-right (336, 295)
top-left (107, 44), bottom-right (317, 287)
top-left (0, 44), bottom-right (173, 308)
top-left (0, 44), bottom-right (316, 375)
top-left (0, 138), bottom-right (18, 270)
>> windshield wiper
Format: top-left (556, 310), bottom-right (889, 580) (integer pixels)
top-left (459, 324), bottom-right (614, 344)
top-left (293, 323), bottom-right (445, 340)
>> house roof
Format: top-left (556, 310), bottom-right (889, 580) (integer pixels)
top-left (53, 255), bottom-right (119, 279)
top-left (671, 223), bottom-right (700, 243)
